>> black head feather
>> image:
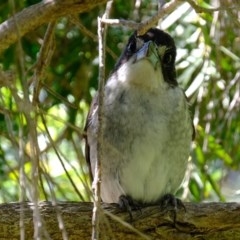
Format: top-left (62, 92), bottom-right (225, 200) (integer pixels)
top-left (114, 28), bottom-right (177, 86)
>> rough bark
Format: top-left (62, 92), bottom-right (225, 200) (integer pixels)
top-left (0, 0), bottom-right (108, 54)
top-left (0, 201), bottom-right (239, 240)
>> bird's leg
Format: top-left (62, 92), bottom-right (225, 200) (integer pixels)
top-left (118, 195), bottom-right (142, 221)
top-left (158, 193), bottom-right (186, 225)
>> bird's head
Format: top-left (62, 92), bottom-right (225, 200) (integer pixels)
top-left (112, 28), bottom-right (178, 90)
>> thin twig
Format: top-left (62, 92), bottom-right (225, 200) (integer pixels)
top-left (101, 18), bottom-right (139, 28)
top-left (92, 1), bottom-right (113, 239)
top-left (40, 112), bottom-right (86, 202)
top-left (69, 15), bottom-right (118, 60)
top-left (101, 0), bottom-right (183, 35)
top-left (40, 160), bottom-right (69, 240)
top-left (137, 0), bottom-right (182, 35)
top-left (0, 0), bottom-right (109, 54)
top-left (102, 0), bottom-right (239, 36)
top-left (32, 21), bottom-right (56, 105)
top-left (8, 0), bottom-right (41, 239)
top-left (104, 211), bottom-right (151, 240)
top-left (185, 0), bottom-right (239, 13)
top-left (92, 15), bottom-right (104, 240)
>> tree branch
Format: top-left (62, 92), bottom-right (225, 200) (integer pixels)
top-left (0, 0), bottom-right (108, 54)
top-left (0, 201), bottom-right (239, 239)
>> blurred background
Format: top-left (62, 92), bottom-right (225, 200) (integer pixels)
top-left (0, 0), bottom-right (239, 204)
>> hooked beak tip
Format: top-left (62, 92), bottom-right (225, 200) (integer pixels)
top-left (134, 41), bottom-right (159, 69)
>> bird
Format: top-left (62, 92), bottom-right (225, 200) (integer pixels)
top-left (84, 28), bottom-right (194, 213)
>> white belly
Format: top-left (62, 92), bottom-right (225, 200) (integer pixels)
top-left (94, 83), bottom-right (193, 204)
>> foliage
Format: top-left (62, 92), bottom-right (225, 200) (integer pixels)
top-left (0, 0), bottom-right (239, 204)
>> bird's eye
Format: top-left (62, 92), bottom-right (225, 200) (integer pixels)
top-left (127, 38), bottom-right (144, 54)
top-left (127, 41), bottom-right (136, 53)
top-left (163, 53), bottom-right (173, 65)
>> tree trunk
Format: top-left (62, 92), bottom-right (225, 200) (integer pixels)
top-left (0, 201), bottom-right (239, 240)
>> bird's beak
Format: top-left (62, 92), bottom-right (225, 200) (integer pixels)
top-left (134, 41), bottom-right (159, 70)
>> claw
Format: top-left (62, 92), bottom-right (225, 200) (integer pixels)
top-left (158, 193), bottom-right (185, 224)
top-left (118, 195), bottom-right (142, 221)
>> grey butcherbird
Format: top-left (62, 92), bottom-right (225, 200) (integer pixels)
top-left (84, 28), bottom-right (194, 215)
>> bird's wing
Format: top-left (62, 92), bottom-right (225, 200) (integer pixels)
top-left (83, 93), bottom-right (99, 181)
top-left (185, 93), bottom-right (195, 140)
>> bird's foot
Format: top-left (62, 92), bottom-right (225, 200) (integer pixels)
top-left (158, 193), bottom-right (186, 225)
top-left (118, 195), bottom-right (142, 221)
